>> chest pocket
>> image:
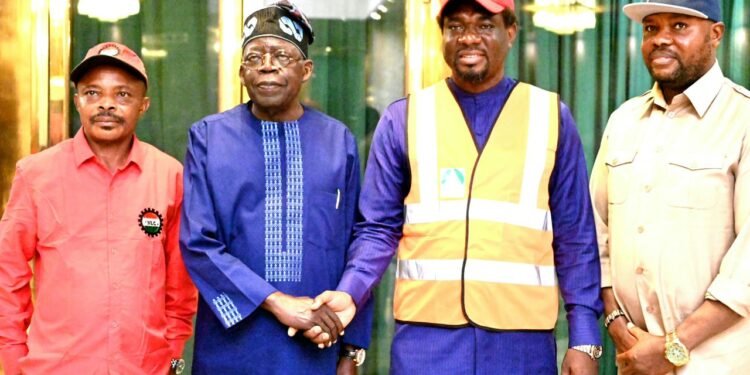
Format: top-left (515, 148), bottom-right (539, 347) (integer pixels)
top-left (305, 190), bottom-right (345, 250)
top-left (605, 151), bottom-right (637, 204)
top-left (665, 154), bottom-right (726, 209)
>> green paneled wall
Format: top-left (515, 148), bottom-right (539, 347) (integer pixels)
top-left (70, 0), bottom-right (217, 160)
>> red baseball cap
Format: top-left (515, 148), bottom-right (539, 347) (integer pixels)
top-left (70, 42), bottom-right (148, 88)
top-left (437, 0), bottom-right (516, 21)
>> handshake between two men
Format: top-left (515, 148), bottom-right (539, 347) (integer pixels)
top-left (261, 290), bottom-right (357, 348)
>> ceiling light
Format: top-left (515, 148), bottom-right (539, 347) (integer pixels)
top-left (77, 0), bottom-right (140, 23)
top-left (525, 0), bottom-right (598, 35)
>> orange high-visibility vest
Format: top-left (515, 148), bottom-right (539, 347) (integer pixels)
top-left (394, 80), bottom-right (560, 330)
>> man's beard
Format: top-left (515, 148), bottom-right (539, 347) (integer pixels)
top-left (454, 61), bottom-right (488, 84)
top-left (649, 56), bottom-right (706, 92)
top-left (649, 34), bottom-right (713, 92)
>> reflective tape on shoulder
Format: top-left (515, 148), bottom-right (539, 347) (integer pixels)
top-left (519, 85), bottom-right (552, 208)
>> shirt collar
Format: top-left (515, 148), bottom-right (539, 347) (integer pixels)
top-left (72, 128), bottom-right (96, 167)
top-left (649, 61), bottom-right (724, 118)
top-left (72, 128), bottom-right (145, 170)
top-left (683, 61), bottom-right (723, 118)
top-left (446, 76), bottom-right (515, 101)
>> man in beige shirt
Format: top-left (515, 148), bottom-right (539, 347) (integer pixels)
top-left (591, 0), bottom-right (750, 373)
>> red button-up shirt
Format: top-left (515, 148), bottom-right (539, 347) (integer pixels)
top-left (0, 130), bottom-right (197, 374)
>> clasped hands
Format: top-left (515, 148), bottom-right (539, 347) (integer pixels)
top-left (263, 290), bottom-right (356, 349)
top-left (608, 319), bottom-right (674, 375)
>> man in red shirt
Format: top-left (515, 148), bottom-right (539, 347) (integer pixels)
top-left (0, 41), bottom-right (197, 375)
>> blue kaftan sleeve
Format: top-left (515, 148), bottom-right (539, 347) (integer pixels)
top-left (339, 130), bottom-right (374, 349)
top-left (180, 122), bottom-right (277, 329)
top-left (337, 100), bottom-right (407, 306)
top-left (550, 102), bottom-right (604, 346)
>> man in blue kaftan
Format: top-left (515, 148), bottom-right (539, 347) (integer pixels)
top-left (180, 2), bottom-right (372, 374)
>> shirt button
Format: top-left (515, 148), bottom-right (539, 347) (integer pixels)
top-left (637, 226), bottom-right (644, 234)
top-left (667, 112), bottom-right (675, 118)
top-left (111, 321), bottom-right (119, 329)
top-left (112, 282), bottom-right (119, 289)
top-left (644, 185), bottom-right (652, 192)
top-left (646, 306), bottom-right (656, 314)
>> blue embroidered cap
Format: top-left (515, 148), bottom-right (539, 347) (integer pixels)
top-left (623, 0), bottom-right (722, 23)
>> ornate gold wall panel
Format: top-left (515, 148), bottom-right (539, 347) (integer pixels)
top-left (0, 0), bottom-right (70, 215)
top-left (218, 0), bottom-right (244, 111)
top-left (405, 0), bottom-right (450, 93)
top-left (0, 0), bottom-right (33, 214)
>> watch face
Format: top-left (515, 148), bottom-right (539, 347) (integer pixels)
top-left (354, 349), bottom-right (366, 366)
top-left (592, 346), bottom-right (603, 359)
top-left (665, 343), bottom-right (689, 366)
top-left (172, 358), bottom-right (186, 374)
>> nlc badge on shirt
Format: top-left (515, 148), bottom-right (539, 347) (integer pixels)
top-left (138, 207), bottom-right (164, 237)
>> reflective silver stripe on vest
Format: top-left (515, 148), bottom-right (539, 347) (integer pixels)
top-left (404, 199), bottom-right (552, 231)
top-left (519, 86), bottom-right (552, 208)
top-left (397, 259), bottom-right (557, 286)
top-left (414, 87), bottom-right (440, 205)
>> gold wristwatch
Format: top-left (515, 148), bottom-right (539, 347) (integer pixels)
top-left (664, 331), bottom-right (690, 367)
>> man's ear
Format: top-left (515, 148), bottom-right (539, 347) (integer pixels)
top-left (73, 92), bottom-right (82, 113)
top-left (139, 96), bottom-right (151, 117)
top-left (239, 63), bottom-right (246, 79)
top-left (507, 22), bottom-right (519, 46)
top-left (710, 21), bottom-right (725, 48)
top-left (301, 59), bottom-right (314, 83)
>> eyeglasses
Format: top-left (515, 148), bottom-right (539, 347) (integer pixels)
top-left (242, 50), bottom-right (302, 69)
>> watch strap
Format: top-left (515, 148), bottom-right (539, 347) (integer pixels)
top-left (604, 308), bottom-right (626, 328)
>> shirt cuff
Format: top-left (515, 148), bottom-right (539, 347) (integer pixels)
top-left (707, 273), bottom-right (750, 318)
top-left (0, 344), bottom-right (28, 375)
top-left (566, 306), bottom-right (603, 347)
top-left (342, 336), bottom-right (369, 350)
top-left (336, 272), bottom-right (369, 307)
top-left (214, 283), bottom-right (277, 330)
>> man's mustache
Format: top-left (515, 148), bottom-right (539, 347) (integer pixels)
top-left (90, 111), bottom-right (124, 124)
top-left (649, 47), bottom-right (678, 60)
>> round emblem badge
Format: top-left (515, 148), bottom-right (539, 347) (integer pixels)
top-left (98, 45), bottom-right (120, 56)
top-left (138, 208), bottom-right (164, 237)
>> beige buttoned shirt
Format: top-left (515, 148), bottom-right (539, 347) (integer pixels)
top-left (591, 62), bottom-right (750, 373)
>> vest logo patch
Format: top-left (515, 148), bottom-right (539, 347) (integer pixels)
top-left (138, 208), bottom-right (163, 237)
top-left (440, 168), bottom-right (466, 198)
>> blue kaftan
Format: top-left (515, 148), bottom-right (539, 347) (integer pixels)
top-left (180, 103), bottom-right (372, 374)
